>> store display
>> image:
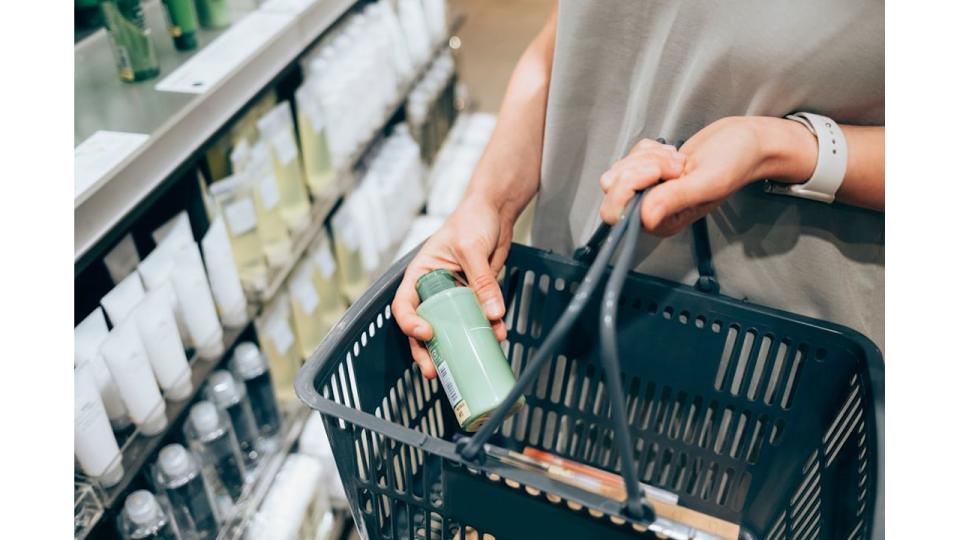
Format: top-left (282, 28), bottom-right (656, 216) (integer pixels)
top-left (116, 490), bottom-right (178, 540)
top-left (161, 0), bottom-right (200, 50)
top-left (75, 363), bottom-right (124, 487)
top-left (257, 294), bottom-right (299, 402)
top-left (288, 260), bottom-right (325, 359)
top-left (170, 241), bottom-right (225, 359)
top-left (185, 401), bottom-right (248, 503)
top-left (246, 141), bottom-right (294, 267)
top-left (194, 0), bottom-right (231, 29)
top-left (101, 272), bottom-right (146, 326)
top-left (139, 239), bottom-right (194, 348)
top-left (154, 444), bottom-right (220, 540)
top-left (207, 370), bottom-right (261, 466)
top-left (256, 102), bottom-right (311, 233)
top-left (407, 52), bottom-right (458, 164)
top-left (100, 0), bottom-right (160, 82)
top-left (134, 290), bottom-right (193, 401)
top-left (246, 454), bottom-right (328, 540)
top-left (330, 204), bottom-right (366, 304)
top-left (229, 342), bottom-right (283, 444)
top-left (415, 269), bottom-right (523, 431)
top-left (75, 308), bottom-right (131, 430)
top-left (294, 82), bottom-right (336, 200)
top-left (307, 235), bottom-right (346, 336)
top-left (209, 175), bottom-right (269, 293)
top-left (100, 321), bottom-right (168, 436)
top-left (201, 217), bottom-right (250, 328)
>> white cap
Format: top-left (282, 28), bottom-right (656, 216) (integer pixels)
top-left (165, 370), bottom-right (194, 402)
top-left (232, 342), bottom-right (266, 380)
top-left (196, 329), bottom-right (225, 360)
top-left (209, 370), bottom-right (244, 407)
top-left (139, 407), bottom-right (168, 437)
top-left (124, 490), bottom-right (162, 526)
top-left (158, 444), bottom-right (195, 480)
top-left (190, 401), bottom-right (222, 437)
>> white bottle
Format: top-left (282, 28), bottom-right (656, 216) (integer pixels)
top-left (138, 236), bottom-right (193, 347)
top-left (75, 308), bottom-right (130, 430)
top-left (100, 321), bottom-right (168, 436)
top-left (101, 272), bottom-right (146, 326)
top-left (170, 241), bottom-right (224, 360)
top-left (117, 490), bottom-right (177, 540)
top-left (75, 363), bottom-right (124, 487)
top-left (201, 217), bottom-right (249, 328)
top-left (134, 289), bottom-right (193, 401)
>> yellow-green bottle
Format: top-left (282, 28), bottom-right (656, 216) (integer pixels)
top-left (245, 142), bottom-right (293, 268)
top-left (209, 176), bottom-right (268, 294)
top-left (415, 270), bottom-right (524, 432)
top-left (295, 84), bottom-right (338, 202)
top-left (288, 261), bottom-right (326, 360)
top-left (257, 294), bottom-right (300, 403)
top-left (308, 235), bottom-right (346, 333)
top-left (330, 204), bottom-right (367, 305)
top-left (257, 102), bottom-right (312, 234)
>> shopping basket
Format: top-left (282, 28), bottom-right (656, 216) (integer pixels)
top-left (296, 192), bottom-right (884, 540)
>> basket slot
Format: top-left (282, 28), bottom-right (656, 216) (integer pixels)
top-left (762, 340), bottom-right (791, 406)
top-left (746, 334), bottom-right (774, 401)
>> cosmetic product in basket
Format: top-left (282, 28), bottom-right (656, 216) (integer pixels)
top-left (155, 444), bottom-right (220, 539)
top-left (186, 401), bottom-right (248, 502)
top-left (230, 342), bottom-right (283, 444)
top-left (100, 321), bottom-right (168, 436)
top-left (116, 490), bottom-right (178, 540)
top-left (160, 0), bottom-right (199, 50)
top-left (194, 0), bottom-right (230, 29)
top-left (100, 0), bottom-right (160, 82)
top-left (415, 269), bottom-right (524, 431)
top-left (75, 363), bottom-right (124, 487)
top-left (208, 370), bottom-right (261, 466)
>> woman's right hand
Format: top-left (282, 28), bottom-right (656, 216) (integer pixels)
top-left (391, 195), bottom-right (513, 379)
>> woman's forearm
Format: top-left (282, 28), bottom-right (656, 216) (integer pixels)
top-left (464, 6), bottom-right (558, 224)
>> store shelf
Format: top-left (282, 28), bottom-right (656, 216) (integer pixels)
top-left (75, 0), bottom-right (357, 262)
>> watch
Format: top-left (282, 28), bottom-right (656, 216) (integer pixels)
top-left (764, 112), bottom-right (848, 203)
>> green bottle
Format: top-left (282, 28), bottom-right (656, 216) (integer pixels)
top-left (161, 0), bottom-right (199, 51)
top-left (194, 0), bottom-right (231, 29)
top-left (416, 270), bottom-right (524, 432)
top-left (100, 0), bottom-right (160, 82)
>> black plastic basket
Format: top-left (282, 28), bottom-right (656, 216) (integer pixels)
top-left (296, 232), bottom-right (883, 539)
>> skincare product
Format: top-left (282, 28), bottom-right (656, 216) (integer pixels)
top-left (75, 364), bottom-right (124, 487)
top-left (415, 269), bottom-right (523, 432)
top-left (288, 261), bottom-right (325, 359)
top-left (134, 290), bottom-right (193, 401)
top-left (247, 142), bottom-right (293, 267)
top-left (194, 0), bottom-right (230, 29)
top-left (100, 321), bottom-right (168, 436)
top-left (208, 370), bottom-right (261, 466)
top-left (186, 401), bottom-right (247, 502)
top-left (201, 217), bottom-right (249, 328)
top-left (152, 211), bottom-right (192, 247)
top-left (101, 272), bottom-right (146, 326)
top-left (295, 83), bottom-right (337, 200)
top-left (100, 0), bottom-right (160, 82)
top-left (308, 235), bottom-right (346, 333)
top-left (117, 490), bottom-right (178, 540)
top-left (230, 342), bottom-right (283, 443)
top-left (331, 204), bottom-right (367, 304)
top-left (258, 294), bottom-right (300, 402)
top-left (155, 444), bottom-right (219, 539)
top-left (170, 241), bottom-right (224, 359)
top-left (139, 247), bottom-right (192, 348)
top-left (160, 0), bottom-right (199, 50)
top-left (75, 308), bottom-right (130, 430)
top-left (256, 102), bottom-right (311, 233)
top-left (104, 234), bottom-right (141, 285)
top-left (210, 176), bottom-right (269, 293)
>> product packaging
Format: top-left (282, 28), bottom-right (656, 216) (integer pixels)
top-left (194, 0), bottom-right (231, 29)
top-left (75, 363), bottom-right (124, 487)
top-left (100, 0), bottom-right (160, 82)
top-left (256, 102), bottom-right (311, 233)
top-left (208, 370), bottom-right (261, 466)
top-left (170, 241), bottom-right (224, 359)
top-left (209, 176), bottom-right (269, 294)
top-left (103, 234), bottom-right (141, 285)
top-left (230, 342), bottom-right (283, 444)
top-left (75, 308), bottom-right (130, 430)
top-left (116, 490), bottom-right (178, 540)
top-left (101, 272), bottom-right (146, 326)
top-left (257, 294), bottom-right (300, 403)
top-left (100, 321), bottom-right (168, 436)
top-left (294, 82), bottom-right (337, 201)
top-left (201, 217), bottom-right (249, 328)
top-left (288, 260), bottom-right (325, 359)
top-left (154, 444), bottom-right (220, 540)
top-left (160, 0), bottom-right (199, 50)
top-left (247, 142), bottom-right (293, 267)
top-left (330, 202), bottom-right (368, 304)
top-left (184, 401), bottom-right (248, 503)
top-left (138, 242), bottom-right (193, 348)
top-left (307, 235), bottom-right (346, 335)
top-left (134, 289), bottom-right (193, 401)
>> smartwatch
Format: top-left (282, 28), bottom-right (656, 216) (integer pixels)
top-left (764, 112), bottom-right (848, 203)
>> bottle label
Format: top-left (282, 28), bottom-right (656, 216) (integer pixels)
top-left (259, 173), bottom-right (281, 210)
top-left (272, 130), bottom-right (299, 166)
top-left (432, 353), bottom-right (470, 425)
top-left (268, 318), bottom-right (295, 355)
top-left (311, 243), bottom-right (336, 279)
top-left (291, 273), bottom-right (320, 315)
top-left (224, 198), bottom-right (257, 235)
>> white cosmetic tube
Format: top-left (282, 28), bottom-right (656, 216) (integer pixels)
top-left (75, 308), bottom-right (130, 430)
top-left (171, 241), bottom-right (224, 359)
top-left (152, 211), bottom-right (191, 246)
top-left (100, 321), bottom-right (168, 436)
top-left (75, 363), bottom-right (124, 487)
top-left (135, 289), bottom-right (193, 401)
top-left (101, 272), bottom-right (146, 326)
top-left (139, 225), bottom-right (194, 347)
top-left (201, 217), bottom-right (249, 328)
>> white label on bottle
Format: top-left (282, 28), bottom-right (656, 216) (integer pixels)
top-left (259, 174), bottom-right (281, 210)
top-left (103, 234), bottom-right (140, 285)
top-left (224, 198), bottom-right (257, 236)
top-left (268, 319), bottom-right (295, 355)
top-left (291, 274), bottom-right (320, 315)
top-left (304, 100), bottom-right (325, 132)
top-left (312, 244), bottom-right (336, 279)
top-left (273, 130), bottom-right (299, 166)
top-left (155, 12), bottom-right (295, 94)
top-left (75, 131), bottom-right (149, 199)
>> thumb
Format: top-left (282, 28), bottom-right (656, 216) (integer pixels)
top-left (457, 245), bottom-right (505, 320)
top-left (641, 170), bottom-right (724, 231)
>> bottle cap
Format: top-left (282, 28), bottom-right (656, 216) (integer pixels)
top-left (415, 269), bottom-right (457, 302)
top-left (158, 444), bottom-right (194, 480)
top-left (232, 342), bottom-right (266, 379)
top-left (190, 401), bottom-right (221, 437)
top-left (124, 490), bottom-right (161, 526)
top-left (209, 370), bottom-right (244, 407)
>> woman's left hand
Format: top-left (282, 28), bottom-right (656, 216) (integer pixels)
top-left (599, 116), bottom-right (819, 235)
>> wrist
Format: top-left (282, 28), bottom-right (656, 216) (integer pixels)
top-left (747, 116), bottom-right (819, 184)
top-left (464, 174), bottom-right (533, 226)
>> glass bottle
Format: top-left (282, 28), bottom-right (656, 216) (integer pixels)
top-left (230, 342), bottom-right (283, 446)
top-left (154, 444), bottom-right (220, 540)
top-left (100, 0), bottom-right (160, 82)
top-left (116, 490), bottom-right (178, 540)
top-left (257, 102), bottom-right (312, 234)
top-left (209, 176), bottom-right (269, 294)
top-left (208, 370), bottom-right (261, 467)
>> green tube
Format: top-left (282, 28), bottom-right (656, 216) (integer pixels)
top-left (416, 270), bottom-right (524, 432)
top-left (194, 0), bottom-right (231, 29)
top-left (161, 0), bottom-right (199, 50)
top-left (100, 0), bottom-right (160, 82)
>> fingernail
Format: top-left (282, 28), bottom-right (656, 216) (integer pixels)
top-left (484, 299), bottom-right (501, 318)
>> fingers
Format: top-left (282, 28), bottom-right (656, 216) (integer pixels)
top-left (391, 270), bottom-right (433, 342)
top-left (599, 142), bottom-right (686, 224)
top-left (409, 337), bottom-right (437, 379)
top-left (492, 319), bottom-right (507, 341)
top-left (640, 169), bottom-right (727, 233)
top-left (454, 239), bottom-right (506, 320)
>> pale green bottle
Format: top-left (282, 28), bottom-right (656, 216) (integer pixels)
top-left (416, 269), bottom-right (524, 432)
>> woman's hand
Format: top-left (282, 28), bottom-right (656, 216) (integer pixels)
top-left (391, 195), bottom-right (513, 379)
top-left (600, 116), bottom-right (821, 235)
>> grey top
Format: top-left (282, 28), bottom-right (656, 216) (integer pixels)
top-left (533, 0), bottom-right (884, 350)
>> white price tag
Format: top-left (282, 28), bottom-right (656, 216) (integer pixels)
top-left (291, 274), bottom-right (320, 315)
top-left (75, 131), bottom-right (149, 199)
top-left (224, 198), bottom-right (257, 236)
top-left (259, 174), bottom-right (281, 210)
top-left (272, 130), bottom-right (299, 166)
top-left (155, 12), bottom-right (294, 94)
top-left (311, 244), bottom-right (337, 279)
top-left (268, 319), bottom-right (295, 355)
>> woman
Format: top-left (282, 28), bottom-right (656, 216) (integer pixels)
top-left (393, 0), bottom-right (884, 379)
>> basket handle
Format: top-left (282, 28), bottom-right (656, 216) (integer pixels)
top-left (457, 191), bottom-right (657, 523)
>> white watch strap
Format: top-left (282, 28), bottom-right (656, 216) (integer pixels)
top-left (764, 112), bottom-right (848, 203)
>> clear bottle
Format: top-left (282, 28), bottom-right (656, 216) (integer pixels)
top-left (230, 342), bottom-right (283, 446)
top-left (308, 235), bottom-right (346, 334)
top-left (257, 294), bottom-right (301, 403)
top-left (116, 490), bottom-right (178, 540)
top-left (100, 0), bottom-right (160, 83)
top-left (295, 83), bottom-right (337, 202)
top-left (209, 176), bottom-right (269, 294)
top-left (185, 401), bottom-right (248, 503)
top-left (154, 444), bottom-right (220, 540)
top-left (257, 102), bottom-right (312, 234)
top-left (207, 370), bottom-right (261, 467)
top-left (247, 143), bottom-right (293, 267)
